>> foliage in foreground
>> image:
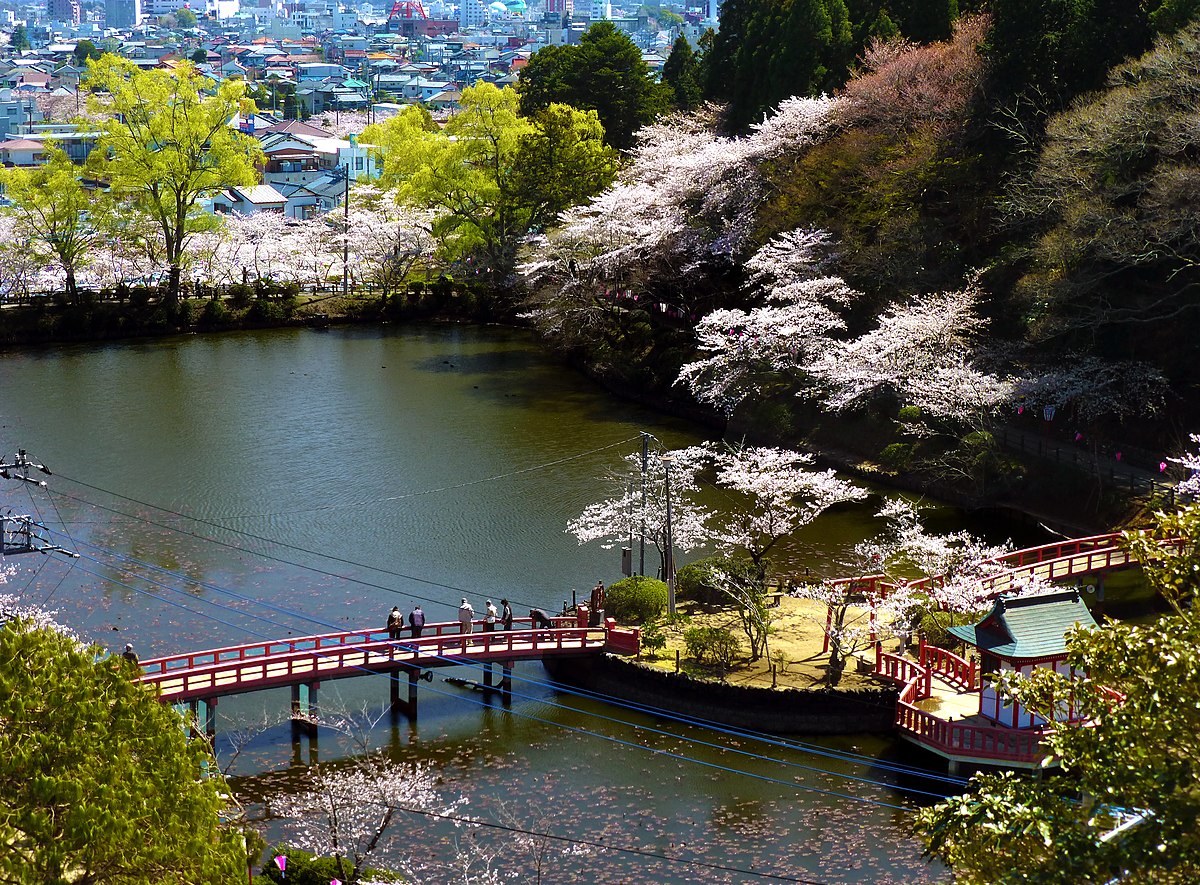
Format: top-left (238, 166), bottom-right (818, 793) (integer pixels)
top-left (916, 503), bottom-right (1200, 883)
top-left (0, 618), bottom-right (248, 884)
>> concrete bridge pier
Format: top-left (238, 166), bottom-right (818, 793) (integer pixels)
top-left (186, 698), bottom-right (217, 740)
top-left (481, 662), bottom-right (513, 699)
top-left (390, 664), bottom-right (420, 719)
top-left (291, 682), bottom-right (319, 738)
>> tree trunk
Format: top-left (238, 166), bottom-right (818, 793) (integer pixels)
top-left (166, 264), bottom-right (181, 309)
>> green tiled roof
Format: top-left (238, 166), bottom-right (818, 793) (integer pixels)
top-left (947, 589), bottom-right (1097, 661)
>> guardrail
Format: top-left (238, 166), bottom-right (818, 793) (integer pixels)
top-left (139, 617), bottom-right (604, 702)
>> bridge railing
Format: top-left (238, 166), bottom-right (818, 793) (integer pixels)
top-left (139, 617), bottom-right (580, 676)
top-left (894, 700), bottom-right (1047, 763)
top-left (139, 618), bottom-right (605, 700)
top-left (918, 639), bottom-right (978, 692)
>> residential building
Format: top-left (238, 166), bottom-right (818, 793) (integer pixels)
top-left (105, 0), bottom-right (142, 29)
top-left (47, 0), bottom-right (82, 24)
top-left (460, 0), bottom-right (486, 29)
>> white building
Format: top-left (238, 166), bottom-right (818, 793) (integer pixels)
top-left (459, 0), bottom-right (486, 29)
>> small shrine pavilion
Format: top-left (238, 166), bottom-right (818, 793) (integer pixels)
top-left (948, 589), bottom-right (1098, 729)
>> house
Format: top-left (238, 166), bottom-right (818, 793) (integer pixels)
top-left (948, 589), bottom-right (1099, 729)
top-left (210, 183), bottom-right (287, 215)
top-left (0, 137), bottom-right (48, 166)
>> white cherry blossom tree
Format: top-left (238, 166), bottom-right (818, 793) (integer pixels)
top-left (270, 757), bottom-right (467, 885)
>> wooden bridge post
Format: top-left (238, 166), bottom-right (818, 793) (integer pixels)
top-left (483, 662), bottom-right (494, 689)
top-left (500, 663), bottom-right (512, 698)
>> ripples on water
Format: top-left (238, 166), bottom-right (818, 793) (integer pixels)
top-left (0, 325), bottom-right (963, 883)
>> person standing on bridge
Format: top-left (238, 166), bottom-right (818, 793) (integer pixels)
top-left (121, 643), bottom-right (139, 666)
top-left (500, 598), bottom-right (513, 631)
top-left (458, 598), bottom-right (474, 644)
top-left (408, 605), bottom-right (425, 637)
top-left (484, 599), bottom-right (498, 632)
top-left (387, 606), bottom-right (404, 640)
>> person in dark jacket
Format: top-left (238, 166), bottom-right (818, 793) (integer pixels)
top-left (387, 606), bottom-right (404, 639)
top-left (500, 598), bottom-right (513, 630)
top-left (408, 605), bottom-right (426, 637)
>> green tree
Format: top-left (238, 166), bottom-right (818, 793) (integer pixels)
top-left (704, 0), bottom-right (853, 130)
top-left (10, 24), bottom-right (30, 51)
top-left (1003, 21), bottom-right (1200, 365)
top-left (175, 6), bottom-right (197, 26)
top-left (190, 47), bottom-right (208, 64)
top-left (917, 503), bottom-right (1200, 883)
top-left (71, 38), bottom-right (103, 66)
top-left (985, 0), bottom-right (1152, 118)
top-left (85, 56), bottom-right (262, 307)
top-left (0, 621), bottom-right (249, 883)
top-left (0, 144), bottom-right (108, 304)
top-left (366, 84), bottom-right (616, 286)
top-left (662, 35), bottom-right (702, 110)
top-left (517, 22), bottom-right (669, 150)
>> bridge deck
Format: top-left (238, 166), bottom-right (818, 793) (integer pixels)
top-left (139, 617), bottom-right (616, 703)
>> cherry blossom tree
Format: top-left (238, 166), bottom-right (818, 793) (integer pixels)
top-left (675, 228), bottom-right (854, 414)
top-left (1171, 434), bottom-right (1200, 496)
top-left (270, 756), bottom-right (467, 885)
top-left (521, 98), bottom-right (840, 350)
top-left (344, 186), bottom-right (436, 297)
top-left (1011, 355), bottom-right (1167, 426)
top-left (571, 441), bottom-right (865, 659)
top-left (790, 497), bottom-right (1023, 680)
top-left (805, 280), bottom-right (1012, 421)
top-left (567, 447), bottom-right (712, 581)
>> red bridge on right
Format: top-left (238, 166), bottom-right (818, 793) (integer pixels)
top-left (859, 533), bottom-right (1157, 773)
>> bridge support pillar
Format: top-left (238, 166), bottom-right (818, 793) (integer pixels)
top-left (390, 665), bottom-right (420, 720)
top-left (201, 697), bottom-right (217, 740)
top-left (483, 662), bottom-right (494, 688)
top-left (501, 664), bottom-right (512, 698)
top-left (291, 682), bottom-right (319, 738)
top-left (184, 699), bottom-right (217, 740)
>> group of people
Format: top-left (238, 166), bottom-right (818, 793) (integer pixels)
top-left (385, 597), bottom-right (517, 639)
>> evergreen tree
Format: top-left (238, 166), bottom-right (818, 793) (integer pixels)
top-left (10, 23), bottom-right (30, 51)
top-left (517, 22), bottom-right (668, 149)
top-left (662, 35), bottom-right (702, 110)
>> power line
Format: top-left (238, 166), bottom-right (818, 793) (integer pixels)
top-left (43, 536), bottom-right (918, 810)
top-left (34, 482), bottom-right (962, 788)
top-left (41, 523), bottom-right (961, 792)
top-left (208, 434), bottom-right (645, 522)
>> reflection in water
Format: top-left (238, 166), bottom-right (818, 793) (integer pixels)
top-left (0, 325), bottom-right (970, 882)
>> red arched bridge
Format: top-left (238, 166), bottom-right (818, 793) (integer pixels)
top-left (138, 613), bottom-right (639, 735)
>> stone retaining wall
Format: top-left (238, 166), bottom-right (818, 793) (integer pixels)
top-left (544, 655), bottom-right (898, 734)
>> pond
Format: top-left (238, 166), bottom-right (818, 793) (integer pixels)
top-left (0, 324), bottom-right (1002, 882)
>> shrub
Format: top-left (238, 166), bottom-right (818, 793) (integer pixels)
top-left (879, 442), bottom-right (915, 470)
top-left (675, 553), bottom-right (758, 606)
top-left (258, 847), bottom-right (394, 885)
top-left (683, 625), bottom-right (741, 670)
top-left (604, 576), bottom-right (668, 624)
top-left (918, 609), bottom-right (980, 650)
top-left (199, 298), bottom-right (231, 327)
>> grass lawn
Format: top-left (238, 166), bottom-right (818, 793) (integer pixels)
top-left (635, 596), bottom-right (886, 690)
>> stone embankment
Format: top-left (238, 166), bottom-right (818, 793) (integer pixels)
top-left (544, 655), bottom-right (898, 734)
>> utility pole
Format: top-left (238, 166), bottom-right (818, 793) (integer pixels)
top-left (662, 452), bottom-right (675, 615)
top-left (0, 450), bottom-right (77, 559)
top-left (639, 431), bottom-right (649, 576)
top-left (342, 163), bottom-right (350, 298)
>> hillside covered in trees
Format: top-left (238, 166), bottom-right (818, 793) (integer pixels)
top-left (516, 2), bottom-right (1200, 506)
